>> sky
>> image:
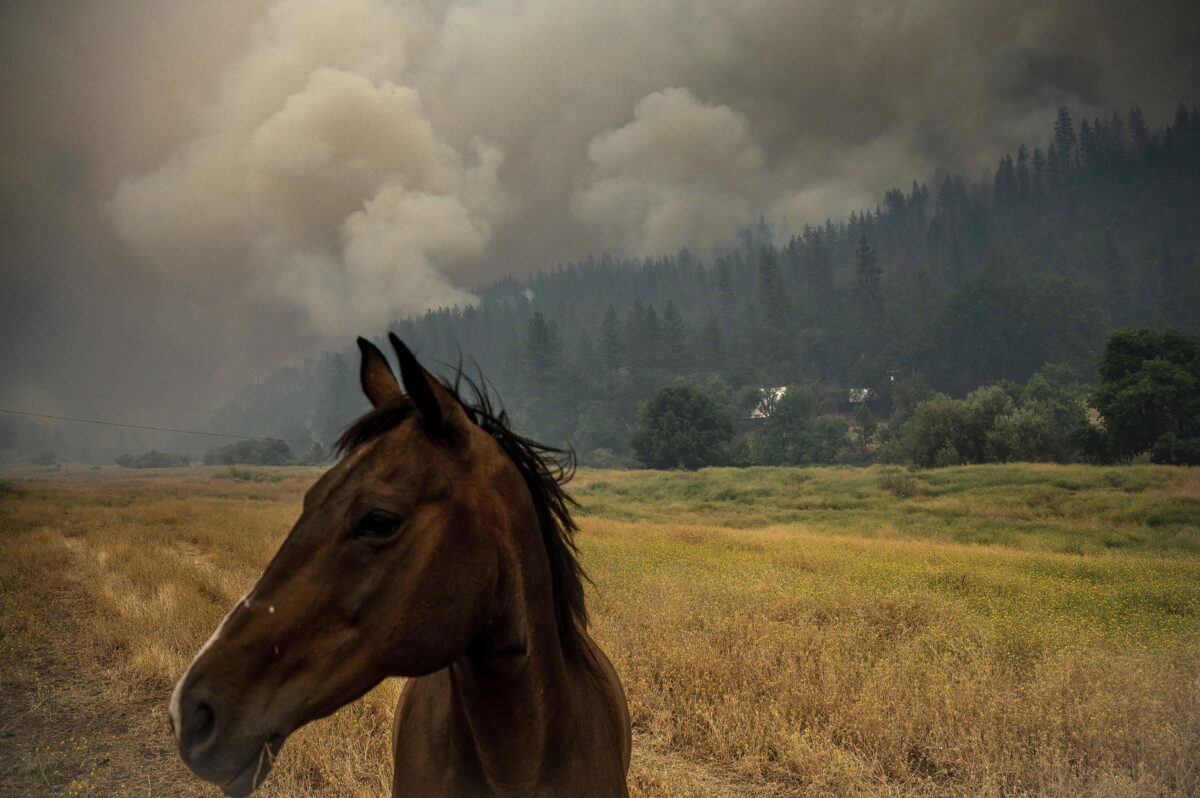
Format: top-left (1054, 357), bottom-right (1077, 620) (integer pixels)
top-left (1, 0), bottom-right (1198, 433)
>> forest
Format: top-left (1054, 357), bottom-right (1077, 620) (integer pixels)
top-left (6, 102), bottom-right (1198, 468)
top-left (209, 102), bottom-right (1200, 468)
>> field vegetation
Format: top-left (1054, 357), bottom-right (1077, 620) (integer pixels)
top-left (1, 463), bottom-right (1197, 796)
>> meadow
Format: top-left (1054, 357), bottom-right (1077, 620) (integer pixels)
top-left (0, 463), bottom-right (1197, 796)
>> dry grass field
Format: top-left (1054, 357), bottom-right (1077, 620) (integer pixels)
top-left (1, 463), bottom-right (1198, 797)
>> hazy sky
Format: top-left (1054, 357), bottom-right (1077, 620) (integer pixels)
top-left (2, 0), bottom-right (1198, 427)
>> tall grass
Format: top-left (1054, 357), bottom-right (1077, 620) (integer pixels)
top-left (1, 464), bottom-right (1197, 796)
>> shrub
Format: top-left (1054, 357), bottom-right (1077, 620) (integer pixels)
top-left (877, 472), bottom-right (924, 498)
top-left (212, 466), bottom-right (283, 483)
top-left (203, 438), bottom-right (294, 466)
top-left (897, 367), bottom-right (1089, 467)
top-left (114, 450), bottom-right (190, 468)
top-left (31, 450), bottom-right (57, 466)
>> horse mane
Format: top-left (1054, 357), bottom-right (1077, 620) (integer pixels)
top-left (334, 368), bottom-right (593, 667)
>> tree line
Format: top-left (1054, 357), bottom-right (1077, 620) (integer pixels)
top-left (197, 101), bottom-right (1200, 468)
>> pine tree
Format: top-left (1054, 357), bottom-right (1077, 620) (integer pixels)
top-left (993, 154), bottom-right (1016, 205)
top-left (756, 245), bottom-right (789, 330)
top-left (1173, 102), bottom-right (1191, 138)
top-left (1108, 111), bottom-right (1129, 165)
top-left (1160, 246), bottom-right (1188, 328)
top-left (661, 300), bottom-right (688, 372)
top-left (1102, 232), bottom-right (1128, 324)
top-left (949, 236), bottom-right (965, 281)
top-left (804, 226), bottom-right (834, 300)
top-left (598, 304), bottom-right (622, 372)
top-left (855, 236), bottom-right (882, 305)
top-left (523, 312), bottom-right (562, 378)
top-left (715, 257), bottom-right (737, 326)
top-left (1129, 106), bottom-right (1150, 159)
top-left (1054, 106), bottom-right (1076, 168)
top-left (642, 304), bottom-right (662, 371)
top-left (1079, 118), bottom-right (1095, 167)
top-left (1016, 144), bottom-right (1030, 197)
top-left (854, 234), bottom-right (884, 350)
top-left (1047, 143), bottom-right (1061, 183)
top-left (698, 316), bottom-right (723, 373)
top-left (756, 245), bottom-right (791, 365)
top-left (783, 235), bottom-right (805, 298)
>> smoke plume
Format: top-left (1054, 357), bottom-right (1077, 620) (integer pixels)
top-left (2, 0), bottom-right (1198, 406)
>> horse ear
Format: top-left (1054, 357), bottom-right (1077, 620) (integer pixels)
top-left (356, 337), bottom-right (401, 408)
top-left (389, 333), bottom-right (456, 436)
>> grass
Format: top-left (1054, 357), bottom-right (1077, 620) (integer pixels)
top-left (574, 463), bottom-right (1200, 555)
top-left (0, 463), bottom-right (1197, 796)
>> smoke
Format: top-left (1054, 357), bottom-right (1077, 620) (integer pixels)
top-left (98, 0), bottom-right (1200, 328)
top-left (2, 0), bottom-right (1199, 406)
top-left (108, 1), bottom-right (504, 336)
top-left (573, 88), bottom-right (765, 255)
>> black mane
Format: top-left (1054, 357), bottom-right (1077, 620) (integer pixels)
top-left (334, 369), bottom-right (592, 665)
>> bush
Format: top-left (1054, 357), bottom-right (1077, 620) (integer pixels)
top-left (114, 450), bottom-right (190, 468)
top-left (212, 466), bottom-right (283, 483)
top-left (988, 403), bottom-right (1063, 462)
top-left (745, 386), bottom-right (851, 466)
top-left (580, 448), bottom-right (629, 469)
top-left (794, 415), bottom-right (852, 465)
top-left (203, 438), bottom-right (295, 466)
top-left (896, 366), bottom-right (1089, 467)
top-left (898, 394), bottom-right (968, 467)
top-left (31, 450), bottom-right (57, 467)
top-left (878, 472), bottom-right (925, 498)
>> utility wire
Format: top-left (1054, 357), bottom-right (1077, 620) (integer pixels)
top-left (0, 408), bottom-right (314, 445)
top-left (0, 379), bottom-right (318, 425)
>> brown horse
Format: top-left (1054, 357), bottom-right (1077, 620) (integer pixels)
top-left (169, 335), bottom-right (630, 797)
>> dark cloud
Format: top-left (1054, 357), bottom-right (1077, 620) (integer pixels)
top-left (2, 0), bottom-right (1198, 422)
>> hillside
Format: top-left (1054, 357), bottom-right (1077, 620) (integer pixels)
top-left (210, 103), bottom-right (1200, 463)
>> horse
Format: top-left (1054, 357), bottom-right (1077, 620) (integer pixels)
top-left (169, 334), bottom-right (631, 797)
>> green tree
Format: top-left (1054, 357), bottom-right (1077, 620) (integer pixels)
top-left (1090, 328), bottom-right (1200, 463)
top-left (523, 312), bottom-right (562, 377)
top-left (574, 402), bottom-right (628, 461)
top-left (598, 304), bottom-right (623, 372)
top-left (631, 385), bottom-right (733, 470)
top-left (853, 402), bottom-right (877, 446)
top-left (661, 300), bottom-right (688, 372)
top-left (804, 226), bottom-right (833, 300)
top-left (854, 235), bottom-right (883, 334)
top-left (1054, 106), bottom-right (1076, 167)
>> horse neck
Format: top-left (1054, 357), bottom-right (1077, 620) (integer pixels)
top-left (447, 513), bottom-right (572, 789)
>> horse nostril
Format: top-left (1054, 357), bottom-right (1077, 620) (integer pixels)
top-left (182, 698), bottom-right (217, 750)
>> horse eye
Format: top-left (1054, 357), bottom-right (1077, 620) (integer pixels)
top-left (352, 510), bottom-right (404, 541)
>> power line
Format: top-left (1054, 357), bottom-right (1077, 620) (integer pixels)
top-left (0, 379), bottom-right (315, 425)
top-left (0, 408), bottom-right (314, 445)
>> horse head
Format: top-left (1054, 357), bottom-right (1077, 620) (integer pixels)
top-left (169, 336), bottom-right (541, 796)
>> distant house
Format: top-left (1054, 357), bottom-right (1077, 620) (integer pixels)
top-left (848, 388), bottom-right (872, 404)
top-left (750, 386), bottom-right (788, 419)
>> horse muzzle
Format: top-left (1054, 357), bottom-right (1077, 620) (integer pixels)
top-left (171, 675), bottom-right (288, 797)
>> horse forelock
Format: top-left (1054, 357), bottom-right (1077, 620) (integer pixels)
top-left (334, 396), bottom-right (416, 456)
